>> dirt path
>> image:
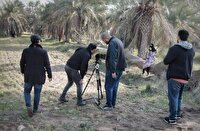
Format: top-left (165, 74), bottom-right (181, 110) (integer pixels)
top-left (0, 38), bottom-right (200, 131)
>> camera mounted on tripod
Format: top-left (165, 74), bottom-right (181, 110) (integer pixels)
top-left (95, 54), bottom-right (106, 64)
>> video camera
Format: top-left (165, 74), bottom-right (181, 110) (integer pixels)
top-left (95, 54), bottom-right (106, 63)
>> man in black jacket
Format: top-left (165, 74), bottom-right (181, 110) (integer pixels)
top-left (101, 32), bottom-right (127, 111)
top-left (20, 34), bottom-right (52, 117)
top-left (59, 43), bottom-right (97, 106)
top-left (163, 30), bottom-right (195, 124)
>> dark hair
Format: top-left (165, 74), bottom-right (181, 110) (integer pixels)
top-left (178, 29), bottom-right (189, 41)
top-left (149, 43), bottom-right (156, 52)
top-left (30, 34), bottom-right (41, 44)
top-left (87, 43), bottom-right (97, 50)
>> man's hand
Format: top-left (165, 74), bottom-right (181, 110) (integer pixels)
top-left (49, 78), bottom-right (52, 82)
top-left (80, 79), bottom-right (83, 85)
top-left (112, 72), bottom-right (116, 79)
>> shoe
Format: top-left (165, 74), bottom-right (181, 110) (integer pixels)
top-left (33, 109), bottom-right (42, 114)
top-left (142, 69), bottom-right (145, 74)
top-left (58, 97), bottom-right (68, 103)
top-left (175, 114), bottom-right (183, 120)
top-left (77, 101), bottom-right (86, 106)
top-left (164, 117), bottom-right (176, 125)
top-left (27, 107), bottom-right (33, 117)
top-left (102, 105), bottom-right (113, 111)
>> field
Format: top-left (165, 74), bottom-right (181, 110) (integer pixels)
top-left (0, 35), bottom-right (200, 131)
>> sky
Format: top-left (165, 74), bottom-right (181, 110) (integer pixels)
top-left (0, 0), bottom-right (53, 6)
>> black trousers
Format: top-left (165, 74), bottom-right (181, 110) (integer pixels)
top-left (143, 67), bottom-right (150, 75)
top-left (61, 65), bottom-right (83, 101)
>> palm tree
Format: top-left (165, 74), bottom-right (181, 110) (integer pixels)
top-left (0, 0), bottom-right (27, 37)
top-left (160, 0), bottom-right (200, 27)
top-left (41, 0), bottom-right (103, 42)
top-left (110, 0), bottom-right (176, 59)
top-left (109, 0), bottom-right (200, 59)
top-left (25, 1), bottom-right (44, 34)
top-left (159, 0), bottom-right (200, 44)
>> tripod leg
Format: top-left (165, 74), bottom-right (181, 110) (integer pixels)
top-left (96, 68), bottom-right (103, 106)
top-left (99, 82), bottom-right (103, 99)
top-left (97, 70), bottom-right (103, 99)
top-left (96, 80), bottom-right (101, 106)
top-left (81, 68), bottom-right (95, 96)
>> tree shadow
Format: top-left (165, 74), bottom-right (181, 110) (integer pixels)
top-left (121, 73), bottom-right (141, 86)
top-left (51, 64), bottom-right (65, 72)
top-left (120, 72), bottom-right (156, 88)
top-left (0, 63), bottom-right (20, 72)
top-left (0, 45), bottom-right (27, 52)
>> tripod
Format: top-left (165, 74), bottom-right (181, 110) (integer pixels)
top-left (81, 61), bottom-right (103, 106)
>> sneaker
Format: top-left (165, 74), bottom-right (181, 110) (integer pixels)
top-left (77, 101), bottom-right (86, 106)
top-left (27, 107), bottom-right (33, 117)
top-left (175, 114), bottom-right (183, 120)
top-left (58, 97), bottom-right (68, 103)
top-left (164, 117), bottom-right (176, 125)
top-left (102, 105), bottom-right (113, 111)
top-left (33, 109), bottom-right (42, 114)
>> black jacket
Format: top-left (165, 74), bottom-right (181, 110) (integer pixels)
top-left (106, 37), bottom-right (127, 72)
top-left (164, 42), bottom-right (195, 80)
top-left (20, 44), bottom-right (52, 84)
top-left (67, 47), bottom-right (91, 79)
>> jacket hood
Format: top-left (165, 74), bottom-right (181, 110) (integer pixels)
top-left (177, 41), bottom-right (193, 50)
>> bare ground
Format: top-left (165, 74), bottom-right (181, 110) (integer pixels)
top-left (0, 37), bottom-right (200, 131)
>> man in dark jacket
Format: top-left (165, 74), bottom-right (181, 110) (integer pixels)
top-left (163, 30), bottom-right (195, 124)
top-left (20, 34), bottom-right (52, 117)
top-left (101, 32), bottom-right (127, 111)
top-left (59, 43), bottom-right (97, 106)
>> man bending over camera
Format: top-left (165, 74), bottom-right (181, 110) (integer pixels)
top-left (59, 43), bottom-right (97, 106)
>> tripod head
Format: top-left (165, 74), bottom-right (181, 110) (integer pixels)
top-left (95, 54), bottom-right (106, 64)
top-left (94, 62), bottom-right (100, 70)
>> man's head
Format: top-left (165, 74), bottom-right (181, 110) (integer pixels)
top-left (31, 34), bottom-right (41, 44)
top-left (178, 29), bottom-right (189, 41)
top-left (101, 32), bottom-right (112, 44)
top-left (87, 43), bottom-right (97, 54)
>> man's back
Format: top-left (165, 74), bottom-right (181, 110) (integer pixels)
top-left (20, 44), bottom-right (52, 84)
top-left (164, 42), bottom-right (195, 80)
top-left (67, 47), bottom-right (91, 78)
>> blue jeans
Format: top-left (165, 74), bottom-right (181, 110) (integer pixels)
top-left (24, 83), bottom-right (42, 111)
top-left (105, 70), bottom-right (122, 107)
top-left (167, 79), bottom-right (184, 120)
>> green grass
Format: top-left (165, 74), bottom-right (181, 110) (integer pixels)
top-left (121, 73), bottom-right (143, 87)
top-left (31, 125), bottom-right (56, 131)
top-left (79, 123), bottom-right (93, 131)
top-left (0, 90), bottom-right (11, 97)
top-left (0, 98), bottom-right (23, 110)
top-left (62, 124), bottom-right (74, 130)
top-left (183, 90), bottom-right (200, 106)
top-left (56, 45), bottom-right (73, 52)
top-left (55, 106), bottom-right (81, 116)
